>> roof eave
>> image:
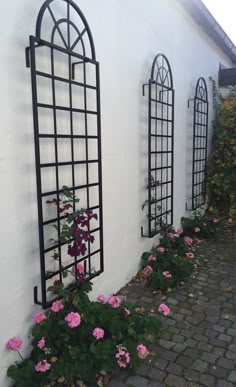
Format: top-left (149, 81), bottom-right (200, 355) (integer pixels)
top-left (178, 0), bottom-right (236, 65)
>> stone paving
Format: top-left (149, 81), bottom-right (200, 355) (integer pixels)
top-left (108, 225), bottom-right (236, 387)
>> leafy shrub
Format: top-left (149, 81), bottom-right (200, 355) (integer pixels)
top-left (207, 88), bottom-right (236, 219)
top-left (181, 211), bottom-right (220, 239)
top-left (140, 227), bottom-right (194, 292)
top-left (7, 283), bottom-right (162, 387)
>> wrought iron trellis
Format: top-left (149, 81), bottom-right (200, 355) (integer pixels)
top-left (26, 0), bottom-right (103, 308)
top-left (141, 54), bottom-right (174, 237)
top-left (187, 77), bottom-right (208, 210)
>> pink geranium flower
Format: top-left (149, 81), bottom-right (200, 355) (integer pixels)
top-left (194, 227), bottom-right (200, 233)
top-left (148, 255), bottom-right (156, 262)
top-left (97, 295), bottom-right (106, 302)
top-left (186, 252), bottom-right (194, 259)
top-left (35, 360), bottom-right (51, 372)
top-left (37, 337), bottom-right (45, 350)
top-left (33, 312), bottom-right (47, 324)
top-left (163, 271), bottom-right (172, 279)
top-left (51, 300), bottom-right (64, 312)
top-left (184, 236), bottom-right (193, 245)
top-left (107, 295), bottom-right (121, 308)
top-left (93, 327), bottom-right (104, 340)
top-left (213, 217), bottom-right (219, 223)
top-left (143, 265), bottom-right (153, 275)
top-left (168, 233), bottom-right (175, 239)
top-left (6, 337), bottom-right (23, 351)
top-left (123, 308), bottom-right (131, 316)
top-left (137, 344), bottom-right (148, 356)
top-left (115, 349), bottom-right (130, 368)
top-left (72, 263), bottom-right (84, 275)
top-left (157, 247), bottom-right (165, 253)
top-left (177, 228), bottom-right (183, 234)
top-left (65, 312), bottom-right (81, 328)
top-left (158, 303), bottom-right (170, 316)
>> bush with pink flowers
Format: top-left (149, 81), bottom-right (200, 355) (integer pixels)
top-left (7, 282), bottom-right (162, 386)
top-left (181, 210), bottom-right (220, 239)
top-left (141, 226), bottom-right (194, 291)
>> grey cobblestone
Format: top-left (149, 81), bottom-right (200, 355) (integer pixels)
top-left (113, 225), bottom-right (236, 386)
top-left (126, 376), bottom-right (149, 386)
top-left (228, 370), bottom-right (236, 383)
top-left (217, 356), bottom-right (234, 370)
top-left (200, 374), bottom-right (216, 387)
top-left (191, 359), bottom-right (209, 373)
top-left (165, 374), bottom-right (188, 386)
top-left (166, 362), bottom-right (183, 376)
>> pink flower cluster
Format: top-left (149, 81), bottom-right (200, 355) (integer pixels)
top-left (37, 337), bottom-right (45, 350)
top-left (143, 265), bottom-right (153, 275)
top-left (97, 294), bottom-right (106, 302)
top-left (168, 233), bottom-right (175, 239)
top-left (177, 228), bottom-right (183, 234)
top-left (183, 236), bottom-right (193, 245)
top-left (107, 295), bottom-right (121, 308)
top-left (213, 217), bottom-right (219, 223)
top-left (186, 252), bottom-right (194, 259)
top-left (35, 360), bottom-right (51, 372)
top-left (157, 247), bottom-right (165, 254)
top-left (97, 294), bottom-right (122, 308)
top-left (148, 255), bottom-right (156, 261)
top-left (194, 227), bottom-right (200, 233)
top-left (72, 263), bottom-right (84, 275)
top-left (33, 312), bottom-right (47, 324)
top-left (6, 337), bottom-right (22, 351)
top-left (115, 349), bottom-right (130, 368)
top-left (65, 312), bottom-right (81, 328)
top-left (163, 271), bottom-right (172, 279)
top-left (137, 344), bottom-right (148, 356)
top-left (123, 308), bottom-right (131, 316)
top-left (93, 327), bottom-right (104, 340)
top-left (51, 300), bottom-right (64, 313)
top-left (158, 303), bottom-right (170, 316)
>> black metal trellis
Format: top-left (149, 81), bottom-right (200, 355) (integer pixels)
top-left (141, 54), bottom-right (174, 237)
top-left (187, 77), bottom-right (208, 211)
top-left (26, 0), bottom-right (103, 308)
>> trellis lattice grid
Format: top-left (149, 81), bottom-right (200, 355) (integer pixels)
top-left (26, 0), bottom-right (103, 308)
top-left (187, 77), bottom-right (208, 211)
top-left (141, 54), bottom-right (174, 237)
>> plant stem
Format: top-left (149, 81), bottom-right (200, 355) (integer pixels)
top-left (17, 351), bottom-right (24, 361)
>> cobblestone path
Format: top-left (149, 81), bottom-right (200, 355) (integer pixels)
top-left (108, 225), bottom-right (236, 387)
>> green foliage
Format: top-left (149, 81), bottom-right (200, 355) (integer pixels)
top-left (181, 211), bottom-right (220, 239)
top-left (141, 227), bottom-right (194, 292)
top-left (207, 90), bottom-right (236, 218)
top-left (7, 283), bottom-right (161, 386)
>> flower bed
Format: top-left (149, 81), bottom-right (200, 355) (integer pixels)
top-left (7, 282), bottom-right (163, 387)
top-left (140, 214), bottom-right (220, 292)
top-left (140, 227), bottom-right (195, 291)
top-left (181, 211), bottom-right (220, 239)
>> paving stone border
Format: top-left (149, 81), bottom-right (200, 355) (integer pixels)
top-left (108, 225), bottom-right (236, 387)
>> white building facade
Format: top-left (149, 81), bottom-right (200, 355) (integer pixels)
top-left (0, 0), bottom-right (235, 385)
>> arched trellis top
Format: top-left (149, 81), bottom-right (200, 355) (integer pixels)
top-left (35, 0), bottom-right (96, 59)
top-left (150, 53), bottom-right (173, 89)
top-left (195, 77), bottom-right (208, 102)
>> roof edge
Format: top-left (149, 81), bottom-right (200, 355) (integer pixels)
top-left (178, 0), bottom-right (236, 65)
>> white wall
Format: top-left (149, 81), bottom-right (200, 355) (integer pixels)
top-left (0, 0), bottom-right (232, 385)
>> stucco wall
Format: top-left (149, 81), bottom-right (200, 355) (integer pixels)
top-left (0, 0), bottom-right (232, 385)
